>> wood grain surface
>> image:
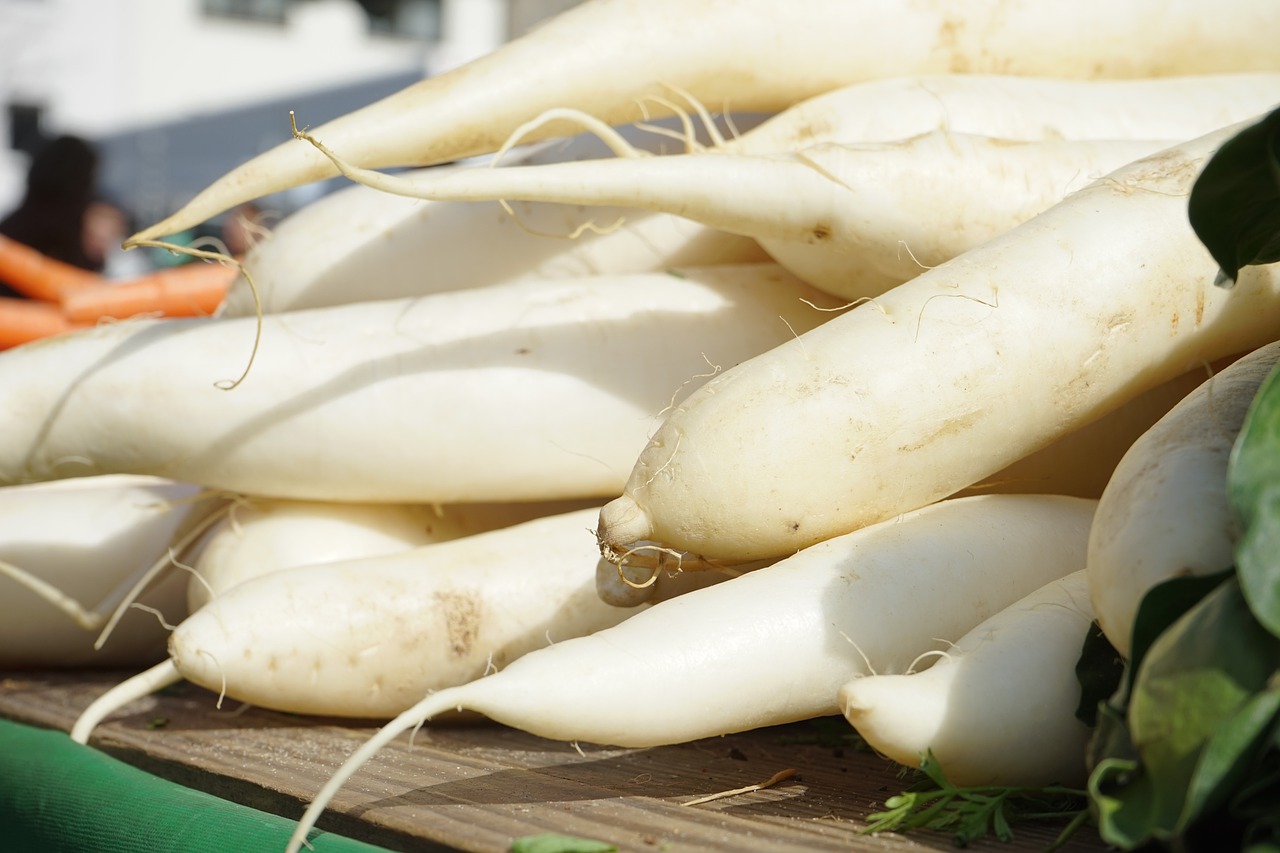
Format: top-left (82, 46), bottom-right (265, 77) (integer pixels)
top-left (0, 670), bottom-right (1107, 853)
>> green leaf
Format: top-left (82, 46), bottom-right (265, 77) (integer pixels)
top-left (1127, 571), bottom-right (1236, 695)
top-left (1086, 698), bottom-right (1137, 777)
top-left (1090, 756), bottom-right (1162, 848)
top-left (1188, 106), bottom-right (1280, 285)
top-left (863, 751), bottom-right (1086, 846)
top-left (1179, 686), bottom-right (1280, 830)
top-left (509, 833), bottom-right (617, 853)
top-left (1125, 578), bottom-right (1280, 841)
top-left (1229, 359), bottom-right (1280, 637)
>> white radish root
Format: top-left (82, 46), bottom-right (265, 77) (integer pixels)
top-left (129, 0), bottom-right (1280, 243)
top-left (840, 571), bottom-right (1096, 787)
top-left (0, 264), bottom-right (840, 502)
top-left (596, 122), bottom-right (1280, 564)
top-left (300, 126), bottom-right (1171, 300)
top-left (1087, 340), bottom-right (1280, 657)
top-left (284, 493), bottom-right (1097, 853)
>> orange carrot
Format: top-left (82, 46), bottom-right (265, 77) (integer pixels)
top-left (60, 261), bottom-right (236, 322)
top-left (0, 235), bottom-right (102, 301)
top-left (0, 296), bottom-right (89, 349)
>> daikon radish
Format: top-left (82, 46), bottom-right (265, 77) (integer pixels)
top-left (129, 0), bottom-right (1280, 243)
top-left (0, 264), bottom-right (839, 502)
top-left (305, 128), bottom-right (1170, 299)
top-left (597, 122), bottom-right (1280, 565)
top-left (284, 493), bottom-right (1097, 853)
top-left (218, 118), bottom-right (771, 317)
top-left (74, 507), bottom-right (647, 730)
top-left (0, 476), bottom-right (212, 668)
top-left (1087, 341), bottom-right (1280, 657)
top-left (220, 72), bottom-right (1280, 316)
top-left (840, 571), bottom-right (1095, 787)
top-left (954, 357), bottom-right (1239, 500)
top-left (187, 496), bottom-right (595, 609)
top-left (732, 72), bottom-right (1280, 154)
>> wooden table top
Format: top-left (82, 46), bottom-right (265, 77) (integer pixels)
top-left (0, 670), bottom-right (1107, 853)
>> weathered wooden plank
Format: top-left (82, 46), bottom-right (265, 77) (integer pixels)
top-left (0, 671), bottom-right (1106, 853)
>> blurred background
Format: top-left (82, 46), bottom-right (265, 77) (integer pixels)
top-left (0, 0), bottom-right (583, 270)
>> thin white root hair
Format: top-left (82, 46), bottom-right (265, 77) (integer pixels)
top-left (127, 603), bottom-right (179, 632)
top-left (914, 291), bottom-right (999, 343)
top-left (905, 648), bottom-right (954, 674)
top-left (488, 106), bottom-right (647, 164)
top-left (634, 94), bottom-right (702, 153)
top-left (168, 553), bottom-right (216, 603)
top-left (198, 647), bottom-right (228, 709)
top-left (662, 82), bottom-right (727, 149)
top-left (838, 630), bottom-right (879, 676)
top-left (497, 198), bottom-right (627, 241)
top-left (682, 768), bottom-right (797, 806)
top-left (896, 240), bottom-right (940, 272)
top-left (0, 559), bottom-right (105, 630)
top-left (120, 240), bottom-right (261, 390)
top-left (95, 500), bottom-right (234, 649)
top-left (779, 316), bottom-right (810, 361)
top-left (638, 434), bottom-right (682, 491)
top-left (801, 295), bottom-right (886, 316)
top-left (658, 352), bottom-right (721, 418)
top-left (615, 561), bottom-right (661, 590)
top-left (70, 658), bottom-right (183, 744)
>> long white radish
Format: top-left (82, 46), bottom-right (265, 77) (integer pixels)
top-left (306, 129), bottom-right (1171, 299)
top-left (218, 120), bottom-right (771, 317)
top-left (0, 264), bottom-right (837, 502)
top-left (0, 476), bottom-right (209, 668)
top-left (1087, 341), bottom-right (1280, 657)
top-left (187, 496), bottom-right (595, 609)
top-left (129, 0), bottom-right (1280, 242)
top-left (732, 72), bottom-right (1280, 154)
top-left (220, 195), bottom-right (768, 317)
top-left (955, 357), bottom-right (1238, 500)
top-left (74, 507), bottom-right (644, 731)
top-left (839, 571), bottom-right (1096, 787)
top-left (597, 121), bottom-right (1280, 565)
top-left (284, 493), bottom-right (1096, 853)
top-left (222, 72), bottom-right (1280, 316)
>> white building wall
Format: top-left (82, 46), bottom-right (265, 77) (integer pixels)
top-left (0, 0), bottom-right (517, 211)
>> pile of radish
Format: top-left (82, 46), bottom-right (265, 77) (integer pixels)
top-left (4, 1), bottom-right (1280, 851)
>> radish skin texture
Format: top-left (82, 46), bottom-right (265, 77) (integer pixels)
top-left (130, 0), bottom-right (1280, 242)
top-left (597, 122), bottom-right (1280, 564)
top-left (285, 494), bottom-right (1097, 853)
top-left (1087, 341), bottom-right (1280, 657)
top-left (0, 476), bottom-right (204, 668)
top-left (219, 121), bottom-right (771, 317)
top-left (313, 130), bottom-right (1170, 299)
top-left (187, 497), bottom-right (594, 609)
top-left (0, 264), bottom-right (838, 501)
top-left (169, 508), bottom-right (635, 718)
top-left (228, 72), bottom-right (1280, 316)
top-left (954, 358), bottom-right (1238, 500)
top-left (221, 196), bottom-right (768, 317)
top-left (732, 73), bottom-right (1280, 154)
top-left (839, 571), bottom-right (1095, 787)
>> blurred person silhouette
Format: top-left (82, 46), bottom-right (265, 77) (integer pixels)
top-left (0, 134), bottom-right (115, 298)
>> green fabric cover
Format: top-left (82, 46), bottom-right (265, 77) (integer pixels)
top-left (0, 717), bottom-right (390, 853)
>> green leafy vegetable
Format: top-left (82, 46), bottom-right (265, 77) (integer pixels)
top-left (862, 751), bottom-right (1087, 848)
top-left (508, 833), bottom-right (618, 853)
top-left (1229, 359), bottom-right (1280, 637)
top-left (1187, 106), bottom-right (1280, 286)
